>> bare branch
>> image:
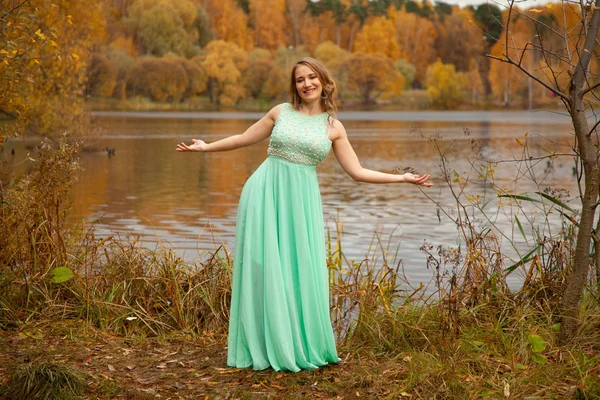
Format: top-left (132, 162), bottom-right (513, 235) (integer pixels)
top-left (588, 118), bottom-right (600, 137)
top-left (582, 81), bottom-right (600, 96)
top-left (486, 54), bottom-right (570, 101)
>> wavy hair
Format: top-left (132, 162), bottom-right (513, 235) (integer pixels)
top-left (289, 57), bottom-right (337, 120)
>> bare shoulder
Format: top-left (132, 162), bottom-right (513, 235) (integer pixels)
top-left (328, 118), bottom-right (347, 142)
top-left (265, 103), bottom-right (285, 123)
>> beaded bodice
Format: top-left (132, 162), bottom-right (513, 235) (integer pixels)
top-left (267, 103), bottom-right (332, 166)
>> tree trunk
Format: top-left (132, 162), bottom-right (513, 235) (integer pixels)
top-left (559, 1), bottom-right (600, 344)
top-left (561, 102), bottom-right (598, 343)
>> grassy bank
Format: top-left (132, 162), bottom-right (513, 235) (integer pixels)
top-left (1, 229), bottom-right (599, 399)
top-left (1, 139), bottom-right (599, 399)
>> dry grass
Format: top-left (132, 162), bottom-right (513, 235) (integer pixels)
top-left (1, 135), bottom-right (600, 399)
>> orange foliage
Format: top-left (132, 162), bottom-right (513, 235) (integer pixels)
top-left (249, 0), bottom-right (286, 50)
top-left (341, 52), bottom-right (405, 104)
top-left (126, 58), bottom-right (188, 102)
top-left (244, 59), bottom-right (286, 100)
top-left (86, 53), bottom-right (118, 98)
top-left (389, 8), bottom-right (437, 84)
top-left (203, 0), bottom-right (253, 50)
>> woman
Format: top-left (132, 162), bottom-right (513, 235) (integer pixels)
top-left (176, 58), bottom-right (432, 372)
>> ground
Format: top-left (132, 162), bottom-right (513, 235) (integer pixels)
top-left (0, 321), bottom-right (406, 400)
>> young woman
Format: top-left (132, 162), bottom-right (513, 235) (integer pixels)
top-left (176, 58), bottom-right (432, 372)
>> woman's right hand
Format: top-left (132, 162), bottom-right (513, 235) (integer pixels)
top-left (176, 139), bottom-right (207, 152)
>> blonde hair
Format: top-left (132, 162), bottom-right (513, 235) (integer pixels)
top-left (289, 57), bottom-right (337, 120)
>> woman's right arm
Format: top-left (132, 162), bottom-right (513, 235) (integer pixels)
top-left (175, 104), bottom-right (283, 153)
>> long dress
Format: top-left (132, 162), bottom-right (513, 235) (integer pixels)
top-left (227, 103), bottom-right (341, 372)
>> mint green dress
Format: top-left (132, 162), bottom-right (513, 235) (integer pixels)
top-left (227, 103), bottom-right (340, 372)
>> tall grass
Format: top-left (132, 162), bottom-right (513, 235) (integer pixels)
top-left (1, 133), bottom-right (600, 398)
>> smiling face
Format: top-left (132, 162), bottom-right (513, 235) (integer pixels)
top-left (294, 64), bottom-right (322, 104)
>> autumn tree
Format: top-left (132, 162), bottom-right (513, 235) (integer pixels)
top-left (203, 0), bottom-right (253, 50)
top-left (0, 0), bottom-right (106, 136)
top-left (425, 60), bottom-right (465, 109)
top-left (201, 40), bottom-right (249, 105)
top-left (472, 3), bottom-right (503, 96)
top-left (126, 57), bottom-right (188, 102)
top-left (340, 52), bottom-right (405, 104)
top-left (435, 6), bottom-right (485, 73)
top-left (489, 1), bottom-right (600, 343)
top-left (124, 0), bottom-right (200, 57)
top-left (244, 59), bottom-right (286, 101)
top-left (194, 4), bottom-right (215, 47)
top-left (249, 0), bottom-right (286, 50)
top-left (179, 58), bottom-right (208, 99)
top-left (86, 53), bottom-right (118, 98)
top-left (389, 7), bottom-right (437, 85)
top-left (315, 41), bottom-right (350, 68)
top-left (353, 16), bottom-right (402, 60)
top-left (395, 58), bottom-right (416, 88)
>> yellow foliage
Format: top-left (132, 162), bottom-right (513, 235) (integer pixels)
top-left (315, 41), bottom-right (350, 67)
top-left (426, 60), bottom-right (465, 109)
top-left (353, 16), bottom-right (402, 61)
top-left (0, 0), bottom-right (106, 136)
top-left (202, 40), bottom-right (249, 106)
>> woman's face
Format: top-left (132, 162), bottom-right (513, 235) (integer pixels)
top-left (294, 65), bottom-right (322, 104)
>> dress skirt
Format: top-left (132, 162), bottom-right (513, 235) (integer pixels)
top-left (227, 156), bottom-right (340, 372)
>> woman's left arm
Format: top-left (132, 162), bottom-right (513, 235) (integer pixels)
top-left (331, 120), bottom-right (433, 187)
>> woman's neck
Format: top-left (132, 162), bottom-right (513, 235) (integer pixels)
top-left (299, 100), bottom-right (323, 116)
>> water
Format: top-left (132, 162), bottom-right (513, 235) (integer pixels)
top-left (3, 110), bottom-right (580, 286)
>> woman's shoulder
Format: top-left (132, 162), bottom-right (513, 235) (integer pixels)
top-left (265, 103), bottom-right (288, 123)
top-left (328, 117), bottom-right (346, 141)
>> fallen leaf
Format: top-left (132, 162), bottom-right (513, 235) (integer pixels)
top-left (271, 384), bottom-right (284, 390)
top-left (107, 364), bottom-right (116, 372)
top-left (156, 363), bottom-right (167, 369)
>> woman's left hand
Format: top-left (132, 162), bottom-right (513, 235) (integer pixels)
top-left (403, 173), bottom-right (433, 187)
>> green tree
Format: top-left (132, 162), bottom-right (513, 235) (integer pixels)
top-left (194, 4), bottom-right (215, 47)
top-left (395, 58), bottom-right (416, 88)
top-left (473, 3), bottom-right (503, 95)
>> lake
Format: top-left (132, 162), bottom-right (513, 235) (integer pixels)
top-left (3, 109), bottom-right (579, 286)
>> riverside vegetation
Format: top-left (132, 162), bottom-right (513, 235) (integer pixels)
top-left (0, 135), bottom-right (599, 399)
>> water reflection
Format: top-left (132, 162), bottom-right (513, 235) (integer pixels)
top-left (2, 111), bottom-right (578, 286)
